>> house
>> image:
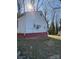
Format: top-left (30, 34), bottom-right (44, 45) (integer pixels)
top-left (17, 11), bottom-right (48, 39)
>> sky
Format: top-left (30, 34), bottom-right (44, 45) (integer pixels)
top-left (17, 0), bottom-right (61, 27)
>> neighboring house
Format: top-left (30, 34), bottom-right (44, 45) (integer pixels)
top-left (17, 11), bottom-right (48, 39)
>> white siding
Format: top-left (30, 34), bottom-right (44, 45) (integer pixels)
top-left (17, 11), bottom-right (48, 33)
top-left (17, 16), bottom-right (26, 33)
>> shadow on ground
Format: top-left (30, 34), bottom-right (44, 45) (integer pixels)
top-left (17, 38), bottom-right (61, 59)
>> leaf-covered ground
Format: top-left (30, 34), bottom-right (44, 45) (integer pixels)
top-left (17, 37), bottom-right (61, 59)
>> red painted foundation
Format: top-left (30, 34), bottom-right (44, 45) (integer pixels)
top-left (17, 32), bottom-right (48, 39)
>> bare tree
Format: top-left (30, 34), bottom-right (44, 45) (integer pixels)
top-left (36, 0), bottom-right (39, 11)
top-left (30, 0), bottom-right (35, 11)
top-left (47, 0), bottom-right (60, 34)
top-left (17, 0), bottom-right (21, 15)
top-left (17, 0), bottom-right (25, 18)
top-left (42, 0), bottom-right (50, 31)
top-left (36, 0), bottom-right (44, 11)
